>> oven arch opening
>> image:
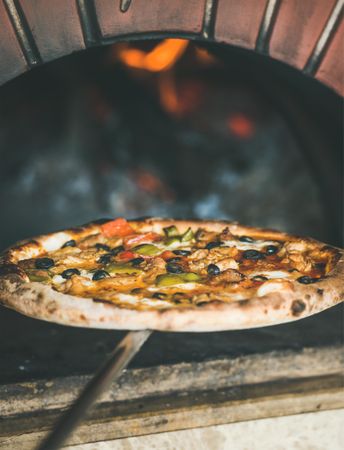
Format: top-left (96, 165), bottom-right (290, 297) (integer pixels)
top-left (0, 38), bottom-right (342, 251)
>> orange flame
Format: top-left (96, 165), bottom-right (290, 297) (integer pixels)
top-left (117, 39), bottom-right (188, 72)
top-left (158, 74), bottom-right (204, 117)
top-left (195, 47), bottom-right (217, 65)
top-left (158, 73), bottom-right (179, 115)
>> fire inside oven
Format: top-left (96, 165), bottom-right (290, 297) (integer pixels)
top-left (0, 39), bottom-right (342, 251)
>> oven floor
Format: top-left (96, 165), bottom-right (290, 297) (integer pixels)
top-left (0, 304), bottom-right (342, 384)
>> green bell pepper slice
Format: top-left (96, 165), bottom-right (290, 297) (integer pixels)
top-left (181, 227), bottom-right (194, 242)
top-left (163, 225), bottom-right (179, 237)
top-left (164, 237), bottom-right (180, 247)
top-left (26, 270), bottom-right (51, 282)
top-left (106, 263), bottom-right (142, 275)
top-left (132, 244), bottom-right (161, 256)
top-left (156, 272), bottom-right (201, 287)
top-left (156, 274), bottom-right (184, 286)
top-left (182, 272), bottom-right (201, 282)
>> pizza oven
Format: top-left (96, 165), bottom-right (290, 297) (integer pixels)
top-left (0, 1), bottom-right (343, 448)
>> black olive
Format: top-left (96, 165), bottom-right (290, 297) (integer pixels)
top-left (152, 292), bottom-right (167, 299)
top-left (239, 236), bottom-right (254, 243)
top-left (92, 270), bottom-right (109, 281)
top-left (35, 258), bottom-right (55, 269)
top-left (166, 263), bottom-right (184, 274)
top-left (111, 245), bottom-right (125, 256)
top-left (97, 254), bottom-right (113, 264)
top-left (130, 257), bottom-right (145, 266)
top-left (173, 292), bottom-right (186, 303)
top-left (198, 301), bottom-right (212, 307)
top-left (166, 257), bottom-right (182, 263)
top-left (205, 241), bottom-right (222, 250)
top-left (242, 250), bottom-right (265, 260)
top-left (95, 243), bottom-right (111, 252)
top-left (61, 268), bottom-right (80, 279)
top-left (207, 264), bottom-right (220, 276)
top-left (62, 239), bottom-right (76, 248)
top-left (265, 245), bottom-right (278, 255)
top-left (297, 276), bottom-right (319, 284)
top-left (173, 250), bottom-right (191, 256)
top-left (252, 275), bottom-right (268, 281)
top-left (131, 288), bottom-right (142, 294)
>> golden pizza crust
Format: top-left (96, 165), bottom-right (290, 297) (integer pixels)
top-left (0, 218), bottom-right (343, 331)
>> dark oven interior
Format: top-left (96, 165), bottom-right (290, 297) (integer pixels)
top-left (0, 39), bottom-right (342, 250)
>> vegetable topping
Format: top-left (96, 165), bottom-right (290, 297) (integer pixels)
top-left (101, 218), bottom-right (134, 238)
top-left (35, 258), bottom-right (55, 269)
top-left (18, 218), bottom-right (337, 311)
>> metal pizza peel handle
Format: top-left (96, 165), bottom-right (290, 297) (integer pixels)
top-left (37, 329), bottom-right (152, 450)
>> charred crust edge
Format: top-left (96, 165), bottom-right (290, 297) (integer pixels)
top-left (291, 299), bottom-right (306, 316)
top-left (0, 263), bottom-right (26, 278)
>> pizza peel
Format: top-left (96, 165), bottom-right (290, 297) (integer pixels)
top-left (36, 329), bottom-right (152, 450)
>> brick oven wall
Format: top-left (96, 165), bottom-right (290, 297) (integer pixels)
top-left (0, 0), bottom-right (342, 94)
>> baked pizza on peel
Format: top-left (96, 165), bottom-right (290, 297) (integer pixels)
top-left (0, 218), bottom-right (343, 331)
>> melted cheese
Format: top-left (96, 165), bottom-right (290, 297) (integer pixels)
top-left (43, 232), bottom-right (75, 252)
top-left (117, 293), bottom-right (172, 308)
top-left (154, 240), bottom-right (192, 250)
top-left (223, 240), bottom-right (279, 251)
top-left (147, 282), bottom-right (201, 292)
top-left (52, 275), bottom-right (65, 284)
top-left (257, 280), bottom-right (291, 297)
top-left (221, 291), bottom-right (251, 301)
top-left (80, 270), bottom-right (94, 280)
top-left (249, 270), bottom-right (293, 280)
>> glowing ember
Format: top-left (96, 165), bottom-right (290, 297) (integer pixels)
top-left (117, 39), bottom-right (188, 72)
top-left (135, 169), bottom-right (162, 193)
top-left (133, 169), bottom-right (174, 201)
top-left (227, 113), bottom-right (256, 139)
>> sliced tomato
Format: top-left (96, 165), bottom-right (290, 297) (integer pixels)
top-left (160, 250), bottom-right (175, 260)
top-left (117, 250), bottom-right (136, 261)
top-left (124, 232), bottom-right (161, 247)
top-left (100, 218), bottom-right (134, 238)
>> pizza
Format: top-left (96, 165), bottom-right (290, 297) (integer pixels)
top-left (0, 218), bottom-right (343, 331)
